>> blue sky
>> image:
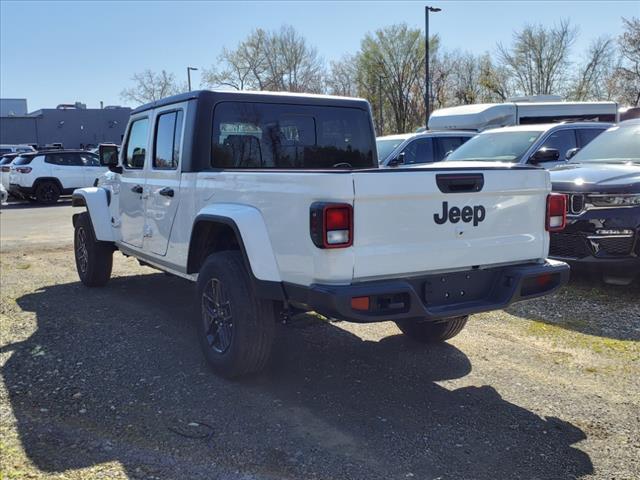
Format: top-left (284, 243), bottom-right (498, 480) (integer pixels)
top-left (1, 1), bottom-right (638, 111)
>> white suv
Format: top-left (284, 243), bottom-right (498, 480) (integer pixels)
top-left (9, 150), bottom-right (106, 204)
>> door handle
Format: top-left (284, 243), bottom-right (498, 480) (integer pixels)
top-left (131, 185), bottom-right (143, 194)
top-left (159, 187), bottom-right (174, 198)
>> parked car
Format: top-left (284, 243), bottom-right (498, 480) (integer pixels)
top-left (0, 153), bottom-right (20, 192)
top-left (8, 150), bottom-right (106, 204)
top-left (72, 90), bottom-right (568, 379)
top-left (549, 119), bottom-right (640, 285)
top-left (445, 122), bottom-right (611, 169)
top-left (428, 98), bottom-right (618, 131)
top-left (0, 144), bottom-right (35, 155)
top-left (377, 131), bottom-right (475, 167)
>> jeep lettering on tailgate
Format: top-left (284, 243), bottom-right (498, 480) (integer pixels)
top-left (434, 201), bottom-right (486, 226)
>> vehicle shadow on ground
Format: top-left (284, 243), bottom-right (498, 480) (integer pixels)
top-left (3, 273), bottom-right (593, 479)
top-left (0, 199), bottom-right (72, 210)
top-left (506, 270), bottom-right (640, 341)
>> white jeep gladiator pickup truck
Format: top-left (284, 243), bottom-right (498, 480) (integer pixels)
top-left (72, 90), bottom-right (569, 378)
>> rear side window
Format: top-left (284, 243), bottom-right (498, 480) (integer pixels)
top-left (212, 102), bottom-right (375, 169)
top-left (124, 118), bottom-right (149, 169)
top-left (46, 153), bottom-right (84, 166)
top-left (154, 110), bottom-right (184, 170)
top-left (539, 129), bottom-right (577, 161)
top-left (12, 155), bottom-right (36, 165)
top-left (435, 137), bottom-right (469, 161)
top-left (577, 128), bottom-right (605, 147)
top-left (401, 138), bottom-right (434, 164)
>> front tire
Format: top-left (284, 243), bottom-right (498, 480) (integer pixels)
top-left (395, 316), bottom-right (468, 343)
top-left (35, 181), bottom-right (60, 204)
top-left (74, 212), bottom-right (113, 287)
top-left (196, 251), bottom-right (276, 378)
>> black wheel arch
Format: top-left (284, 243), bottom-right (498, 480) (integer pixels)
top-left (33, 177), bottom-right (64, 192)
top-left (187, 214), bottom-right (284, 300)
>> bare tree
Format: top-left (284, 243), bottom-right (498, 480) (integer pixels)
top-left (120, 70), bottom-right (183, 105)
top-left (326, 55), bottom-right (358, 97)
top-left (478, 54), bottom-right (512, 102)
top-left (613, 17), bottom-right (640, 105)
top-left (570, 36), bottom-right (615, 100)
top-left (202, 25), bottom-right (325, 93)
top-left (358, 23), bottom-right (426, 134)
top-left (497, 20), bottom-right (578, 96)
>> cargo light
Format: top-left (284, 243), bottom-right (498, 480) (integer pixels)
top-left (310, 203), bottom-right (353, 249)
top-left (546, 193), bottom-right (567, 232)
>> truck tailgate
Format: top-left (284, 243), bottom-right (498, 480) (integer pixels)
top-left (351, 166), bottom-right (550, 281)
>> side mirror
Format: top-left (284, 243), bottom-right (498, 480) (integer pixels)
top-left (566, 147), bottom-right (580, 160)
top-left (530, 147), bottom-right (560, 164)
top-left (99, 143), bottom-right (120, 171)
top-left (388, 152), bottom-right (405, 167)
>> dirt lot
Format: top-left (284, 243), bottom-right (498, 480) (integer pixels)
top-left (1, 203), bottom-right (639, 479)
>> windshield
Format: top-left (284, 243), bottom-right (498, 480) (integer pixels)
top-left (0, 156), bottom-right (15, 165)
top-left (376, 138), bottom-right (406, 163)
top-left (570, 123), bottom-right (640, 164)
top-left (446, 131), bottom-right (541, 162)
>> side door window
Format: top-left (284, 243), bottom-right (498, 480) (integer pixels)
top-left (402, 138), bottom-right (434, 165)
top-left (124, 118), bottom-right (150, 169)
top-left (539, 129), bottom-right (577, 161)
top-left (435, 137), bottom-right (467, 161)
top-left (46, 153), bottom-right (84, 188)
top-left (144, 108), bottom-right (185, 256)
top-left (577, 128), bottom-right (605, 148)
top-left (153, 110), bottom-right (184, 170)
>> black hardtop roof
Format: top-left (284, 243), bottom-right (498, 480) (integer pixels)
top-left (131, 90), bottom-right (371, 115)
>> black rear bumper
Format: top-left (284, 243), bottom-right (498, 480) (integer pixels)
top-left (284, 260), bottom-right (570, 323)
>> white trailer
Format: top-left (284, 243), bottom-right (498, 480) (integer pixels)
top-left (428, 98), bottom-right (618, 132)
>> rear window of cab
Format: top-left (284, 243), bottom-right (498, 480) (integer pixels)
top-left (211, 102), bottom-right (375, 169)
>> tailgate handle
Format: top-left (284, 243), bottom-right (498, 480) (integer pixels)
top-left (436, 173), bottom-right (484, 193)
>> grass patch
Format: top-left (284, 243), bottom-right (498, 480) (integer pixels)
top-left (526, 320), bottom-right (640, 360)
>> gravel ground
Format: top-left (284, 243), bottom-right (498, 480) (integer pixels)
top-left (0, 206), bottom-right (639, 479)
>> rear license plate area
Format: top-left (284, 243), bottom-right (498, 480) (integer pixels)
top-left (423, 269), bottom-right (497, 306)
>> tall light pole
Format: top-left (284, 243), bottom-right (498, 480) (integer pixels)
top-left (187, 67), bottom-right (198, 91)
top-left (425, 5), bottom-right (441, 128)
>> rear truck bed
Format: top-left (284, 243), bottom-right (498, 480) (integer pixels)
top-left (286, 163), bottom-right (570, 322)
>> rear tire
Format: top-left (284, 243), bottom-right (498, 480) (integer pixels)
top-left (196, 251), bottom-right (276, 378)
top-left (35, 181), bottom-right (60, 204)
top-left (395, 316), bottom-right (468, 343)
top-left (74, 212), bottom-right (113, 287)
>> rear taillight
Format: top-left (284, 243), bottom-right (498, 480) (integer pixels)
top-left (546, 193), bottom-right (567, 232)
top-left (310, 202), bottom-right (353, 248)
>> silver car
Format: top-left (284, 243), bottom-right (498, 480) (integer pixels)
top-left (445, 122), bottom-right (611, 169)
top-left (377, 131), bottom-right (476, 168)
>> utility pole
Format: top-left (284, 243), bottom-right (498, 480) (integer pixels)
top-left (187, 67), bottom-right (198, 91)
top-left (425, 6), bottom-right (441, 128)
